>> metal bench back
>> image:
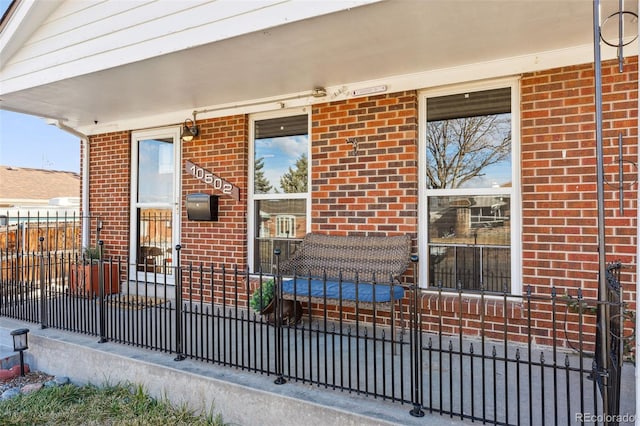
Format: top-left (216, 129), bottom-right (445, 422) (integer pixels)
top-left (280, 233), bottom-right (411, 283)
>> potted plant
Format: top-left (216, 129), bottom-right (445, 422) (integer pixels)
top-left (69, 245), bottom-right (119, 297)
top-left (83, 246), bottom-right (101, 262)
top-left (249, 278), bottom-right (276, 315)
top-left (249, 278), bottom-right (302, 325)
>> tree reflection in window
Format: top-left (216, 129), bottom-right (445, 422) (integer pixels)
top-left (425, 87), bottom-right (514, 293)
top-left (252, 114), bottom-right (309, 273)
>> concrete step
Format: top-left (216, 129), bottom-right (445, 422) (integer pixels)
top-left (123, 281), bottom-right (176, 300)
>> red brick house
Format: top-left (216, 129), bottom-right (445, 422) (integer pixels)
top-left (0, 0), bottom-right (637, 331)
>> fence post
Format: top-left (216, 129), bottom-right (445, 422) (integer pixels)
top-left (174, 245), bottom-right (186, 361)
top-left (97, 240), bottom-right (107, 343)
top-left (38, 237), bottom-right (48, 329)
top-left (273, 248), bottom-right (286, 385)
top-left (409, 254), bottom-right (424, 417)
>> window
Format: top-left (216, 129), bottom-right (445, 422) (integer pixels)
top-left (249, 112), bottom-right (310, 273)
top-left (275, 215), bottom-right (296, 238)
top-left (420, 83), bottom-right (520, 294)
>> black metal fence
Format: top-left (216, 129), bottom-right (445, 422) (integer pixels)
top-left (593, 262), bottom-right (626, 423)
top-left (255, 237), bottom-right (303, 274)
top-left (429, 243), bottom-right (511, 293)
top-left (0, 246), bottom-right (632, 425)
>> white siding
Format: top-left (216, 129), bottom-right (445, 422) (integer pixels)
top-left (1, 0), bottom-right (375, 93)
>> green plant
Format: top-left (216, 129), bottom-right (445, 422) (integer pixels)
top-left (249, 279), bottom-right (275, 312)
top-left (562, 293), bottom-right (598, 315)
top-left (0, 381), bottom-right (224, 425)
top-left (82, 246), bottom-right (102, 261)
top-left (623, 309), bottom-right (636, 364)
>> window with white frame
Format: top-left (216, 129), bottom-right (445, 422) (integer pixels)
top-left (421, 83), bottom-right (519, 294)
top-left (249, 113), bottom-right (309, 273)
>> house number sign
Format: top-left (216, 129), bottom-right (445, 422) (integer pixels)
top-left (186, 160), bottom-right (240, 201)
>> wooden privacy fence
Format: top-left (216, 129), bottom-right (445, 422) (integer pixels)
top-left (0, 217), bottom-right (83, 282)
top-left (0, 220), bottom-right (82, 253)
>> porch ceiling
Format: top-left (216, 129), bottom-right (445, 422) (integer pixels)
top-left (0, 0), bottom-right (636, 133)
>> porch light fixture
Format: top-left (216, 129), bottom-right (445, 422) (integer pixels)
top-left (181, 113), bottom-right (199, 142)
top-left (10, 328), bottom-right (29, 376)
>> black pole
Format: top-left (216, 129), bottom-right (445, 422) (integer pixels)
top-left (273, 248), bottom-right (286, 385)
top-left (38, 237), bottom-right (47, 329)
top-left (409, 255), bottom-right (425, 417)
top-left (98, 240), bottom-right (107, 343)
top-left (593, 0), bottom-right (610, 416)
top-left (174, 245), bottom-right (186, 361)
top-left (19, 351), bottom-right (25, 377)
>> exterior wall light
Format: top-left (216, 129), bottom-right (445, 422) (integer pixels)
top-left (10, 328), bottom-right (29, 376)
top-left (181, 113), bottom-right (199, 142)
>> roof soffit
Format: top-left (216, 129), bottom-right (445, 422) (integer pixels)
top-left (0, 0), bottom-right (637, 133)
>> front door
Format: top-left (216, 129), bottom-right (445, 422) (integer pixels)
top-left (130, 127), bottom-right (181, 284)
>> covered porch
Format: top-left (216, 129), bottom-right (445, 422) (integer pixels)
top-left (1, 0), bottom-right (638, 424)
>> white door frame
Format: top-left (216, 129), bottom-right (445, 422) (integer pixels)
top-left (130, 126), bottom-right (182, 284)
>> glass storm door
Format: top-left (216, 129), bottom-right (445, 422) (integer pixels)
top-left (131, 128), bottom-right (181, 283)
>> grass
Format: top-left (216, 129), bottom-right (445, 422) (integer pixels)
top-left (0, 382), bottom-right (224, 425)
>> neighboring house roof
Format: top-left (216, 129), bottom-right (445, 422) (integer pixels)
top-left (0, 165), bottom-right (80, 206)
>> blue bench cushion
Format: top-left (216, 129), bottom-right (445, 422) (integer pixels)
top-left (281, 278), bottom-right (404, 304)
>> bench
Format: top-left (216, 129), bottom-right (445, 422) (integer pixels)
top-left (278, 233), bottom-right (412, 307)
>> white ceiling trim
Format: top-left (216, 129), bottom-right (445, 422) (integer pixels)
top-left (77, 39), bottom-right (635, 136)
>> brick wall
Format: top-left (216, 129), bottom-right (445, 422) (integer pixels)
top-left (519, 57), bottom-right (637, 349)
top-left (179, 115), bottom-right (248, 303)
top-left (311, 92), bottom-right (418, 241)
top-left (180, 115), bottom-right (248, 268)
top-left (85, 131), bottom-right (131, 258)
top-left (83, 57), bottom-right (638, 343)
top-left (521, 57), bottom-right (638, 302)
